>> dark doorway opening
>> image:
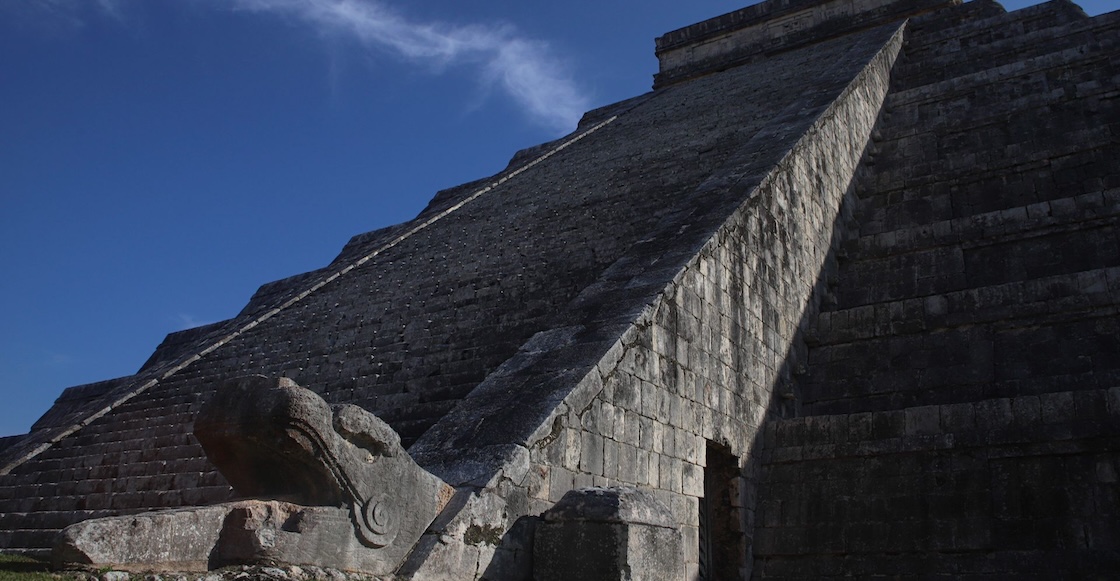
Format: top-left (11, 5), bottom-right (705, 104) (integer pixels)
top-left (699, 440), bottom-right (745, 580)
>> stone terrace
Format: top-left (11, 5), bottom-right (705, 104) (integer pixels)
top-left (754, 1), bottom-right (1120, 577)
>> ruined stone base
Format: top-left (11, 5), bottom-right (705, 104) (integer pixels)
top-left (53, 500), bottom-right (413, 576)
top-left (534, 487), bottom-right (683, 581)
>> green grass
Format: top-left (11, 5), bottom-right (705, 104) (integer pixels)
top-left (0, 554), bottom-right (84, 581)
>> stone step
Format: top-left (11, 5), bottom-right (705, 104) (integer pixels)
top-left (0, 528), bottom-right (64, 553)
top-left (753, 388), bottom-right (1120, 576)
top-left (896, 1), bottom-right (1100, 89)
top-left (801, 308), bottom-right (1120, 414)
top-left (813, 265), bottom-right (1119, 345)
top-left (858, 146), bottom-right (1117, 237)
top-left (877, 79), bottom-right (1117, 155)
top-left (861, 46), bottom-right (1120, 218)
top-left (61, 423), bottom-right (196, 450)
top-left (25, 455), bottom-right (212, 489)
top-left (18, 431), bottom-right (203, 467)
top-left (0, 484), bottom-right (233, 531)
top-left (0, 509), bottom-right (118, 532)
top-left (878, 48), bottom-right (1115, 145)
top-left (765, 387), bottom-right (1119, 460)
top-left (908, 0), bottom-right (1010, 39)
top-left (0, 489), bottom-right (223, 553)
top-left (872, 94), bottom-right (1118, 192)
top-left (843, 189), bottom-right (1120, 263)
top-left (887, 37), bottom-right (1119, 114)
top-left (878, 61), bottom-right (1117, 147)
top-left (896, 29), bottom-right (1105, 95)
top-left (903, 0), bottom-right (1092, 58)
top-left (828, 219), bottom-right (1120, 309)
top-left (0, 465), bottom-right (217, 502)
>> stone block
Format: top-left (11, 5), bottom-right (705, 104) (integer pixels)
top-left (53, 500), bottom-right (414, 574)
top-left (549, 467), bottom-right (575, 503)
top-left (580, 431), bottom-right (605, 476)
top-left (682, 462), bottom-right (703, 497)
top-left (563, 428), bottom-right (583, 472)
top-left (616, 409), bottom-right (639, 445)
top-left (905, 405), bottom-right (941, 435)
top-left (603, 439), bottom-right (620, 480)
top-left (616, 443), bottom-right (639, 485)
top-left (647, 452), bottom-right (661, 489)
top-left (976, 398), bottom-right (1014, 431)
top-left (940, 402), bottom-right (975, 432)
top-left (1010, 395), bottom-right (1042, 427)
top-left (534, 487), bottom-right (682, 581)
top-left (849, 412), bottom-right (874, 440)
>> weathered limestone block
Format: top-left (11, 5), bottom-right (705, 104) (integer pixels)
top-left (53, 376), bottom-right (452, 575)
top-left (53, 504), bottom-right (230, 572)
top-left (534, 487), bottom-right (682, 581)
top-left (53, 500), bottom-right (409, 573)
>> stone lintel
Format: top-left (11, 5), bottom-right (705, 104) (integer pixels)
top-left (653, 0), bottom-right (959, 88)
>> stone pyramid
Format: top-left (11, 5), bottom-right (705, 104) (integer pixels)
top-left (1, 0), bottom-right (1117, 578)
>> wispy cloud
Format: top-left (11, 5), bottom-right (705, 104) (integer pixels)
top-left (7, 0), bottom-right (126, 27)
top-left (94, 0), bottom-right (126, 21)
top-left (176, 314), bottom-right (217, 331)
top-left (9, 0), bottom-right (589, 132)
top-left (227, 0), bottom-right (589, 132)
top-left (5, 0), bottom-right (85, 29)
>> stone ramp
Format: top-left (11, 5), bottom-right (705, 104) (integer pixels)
top-left (753, 1), bottom-right (1120, 577)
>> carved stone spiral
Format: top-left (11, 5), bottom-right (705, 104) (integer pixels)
top-left (353, 496), bottom-right (397, 548)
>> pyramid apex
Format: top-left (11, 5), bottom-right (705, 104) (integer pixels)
top-left (654, 0), bottom-right (959, 87)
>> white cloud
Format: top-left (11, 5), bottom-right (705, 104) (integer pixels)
top-left (10, 0), bottom-right (126, 26)
top-left (98, 0), bottom-right (129, 21)
top-left (10, 0), bottom-right (590, 132)
top-left (176, 314), bottom-right (217, 331)
top-left (230, 0), bottom-right (589, 133)
top-left (5, 0), bottom-right (84, 28)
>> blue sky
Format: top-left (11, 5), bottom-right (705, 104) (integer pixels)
top-left (0, 0), bottom-right (1113, 437)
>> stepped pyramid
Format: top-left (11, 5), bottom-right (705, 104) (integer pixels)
top-left (1, 0), bottom-right (1118, 578)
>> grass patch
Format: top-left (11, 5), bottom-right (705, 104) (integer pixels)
top-left (0, 554), bottom-right (85, 581)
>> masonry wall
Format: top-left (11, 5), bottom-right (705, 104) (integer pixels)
top-left (527, 30), bottom-right (901, 579)
top-left (757, 390), bottom-right (1120, 577)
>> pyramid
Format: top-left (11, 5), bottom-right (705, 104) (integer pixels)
top-left (1, 0), bottom-right (1118, 578)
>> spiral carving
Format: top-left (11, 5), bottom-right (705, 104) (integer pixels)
top-left (353, 496), bottom-right (397, 548)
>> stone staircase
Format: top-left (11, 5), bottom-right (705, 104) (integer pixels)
top-left (754, 2), bottom-right (1120, 577)
top-left (0, 395), bottom-right (231, 552)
